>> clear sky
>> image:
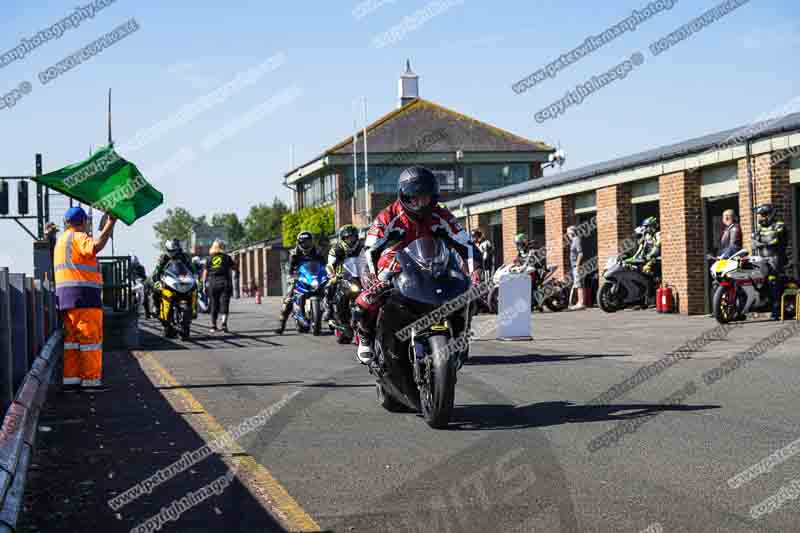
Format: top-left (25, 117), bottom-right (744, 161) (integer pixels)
top-left (2, 0), bottom-right (798, 273)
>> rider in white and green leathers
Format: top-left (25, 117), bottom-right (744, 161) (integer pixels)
top-left (625, 217), bottom-right (661, 274)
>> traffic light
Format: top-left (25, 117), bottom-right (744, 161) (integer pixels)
top-left (0, 181), bottom-right (8, 215)
top-left (17, 180), bottom-right (29, 215)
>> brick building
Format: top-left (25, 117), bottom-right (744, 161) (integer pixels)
top-left (449, 113), bottom-right (800, 315)
top-left (283, 61), bottom-right (555, 231)
top-left (229, 238), bottom-right (287, 297)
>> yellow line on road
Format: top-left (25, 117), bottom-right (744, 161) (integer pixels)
top-left (135, 351), bottom-right (322, 532)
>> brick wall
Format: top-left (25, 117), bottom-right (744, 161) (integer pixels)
top-left (501, 205), bottom-right (530, 264)
top-left (738, 154), bottom-right (793, 260)
top-left (659, 170), bottom-right (705, 314)
top-left (545, 197), bottom-right (573, 278)
top-left (596, 184), bottom-right (633, 277)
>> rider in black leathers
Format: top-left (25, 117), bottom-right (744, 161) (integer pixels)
top-left (752, 204), bottom-right (788, 320)
top-left (274, 231), bottom-right (324, 334)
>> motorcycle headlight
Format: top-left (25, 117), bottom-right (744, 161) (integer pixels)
top-left (311, 279), bottom-right (319, 289)
top-left (349, 282), bottom-right (361, 294)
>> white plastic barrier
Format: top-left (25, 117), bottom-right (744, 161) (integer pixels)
top-left (496, 273), bottom-right (532, 340)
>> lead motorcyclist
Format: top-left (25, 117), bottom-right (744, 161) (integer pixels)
top-left (324, 224), bottom-right (363, 323)
top-left (353, 166), bottom-right (482, 364)
top-left (274, 231), bottom-right (324, 334)
top-left (751, 204), bottom-right (788, 320)
top-left (150, 240), bottom-right (196, 312)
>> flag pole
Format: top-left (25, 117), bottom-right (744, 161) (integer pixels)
top-left (108, 88), bottom-right (113, 147)
top-left (107, 88), bottom-right (115, 255)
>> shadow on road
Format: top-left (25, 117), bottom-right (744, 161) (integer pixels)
top-left (467, 353), bottom-right (631, 365)
top-left (138, 320), bottom-right (284, 351)
top-left (157, 380), bottom-right (304, 390)
top-left (449, 400), bottom-right (719, 431)
top-left (22, 349), bottom-right (293, 533)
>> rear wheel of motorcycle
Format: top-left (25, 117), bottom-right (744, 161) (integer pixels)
top-left (544, 288), bottom-right (569, 312)
top-left (599, 282), bottom-right (623, 313)
top-left (421, 335), bottom-right (456, 429)
top-left (311, 298), bottom-right (322, 336)
top-left (712, 285), bottom-right (737, 324)
top-left (376, 382), bottom-right (405, 412)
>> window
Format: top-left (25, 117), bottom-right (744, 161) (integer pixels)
top-left (301, 173), bottom-right (338, 207)
top-left (463, 164), bottom-right (530, 193)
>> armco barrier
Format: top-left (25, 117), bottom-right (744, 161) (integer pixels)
top-left (0, 265), bottom-right (61, 531)
top-left (0, 330), bottom-right (62, 533)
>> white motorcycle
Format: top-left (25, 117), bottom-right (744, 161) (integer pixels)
top-left (710, 249), bottom-right (795, 323)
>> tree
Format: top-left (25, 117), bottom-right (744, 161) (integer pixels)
top-left (211, 213), bottom-right (246, 248)
top-left (153, 207), bottom-right (206, 250)
top-left (282, 206), bottom-right (334, 247)
top-left (244, 197), bottom-right (289, 244)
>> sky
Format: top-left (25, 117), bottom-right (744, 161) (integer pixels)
top-left (1, 0), bottom-right (798, 273)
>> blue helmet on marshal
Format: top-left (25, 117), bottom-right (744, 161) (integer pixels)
top-left (64, 206), bottom-right (88, 227)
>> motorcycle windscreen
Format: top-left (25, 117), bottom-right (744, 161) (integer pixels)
top-left (166, 260), bottom-right (193, 278)
top-left (342, 257), bottom-right (362, 279)
top-left (300, 261), bottom-right (322, 277)
top-left (394, 237), bottom-right (469, 306)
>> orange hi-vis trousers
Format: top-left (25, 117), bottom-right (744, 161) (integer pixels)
top-left (62, 308), bottom-right (103, 386)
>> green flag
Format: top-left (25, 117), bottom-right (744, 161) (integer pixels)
top-left (35, 145), bottom-right (163, 226)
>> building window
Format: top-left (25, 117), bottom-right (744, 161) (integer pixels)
top-left (301, 173), bottom-right (338, 208)
top-left (464, 164), bottom-right (530, 192)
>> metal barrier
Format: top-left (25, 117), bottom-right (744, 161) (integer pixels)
top-left (0, 266), bottom-right (61, 532)
top-left (99, 256), bottom-right (133, 313)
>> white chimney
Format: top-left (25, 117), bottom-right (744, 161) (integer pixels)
top-left (398, 59), bottom-right (419, 108)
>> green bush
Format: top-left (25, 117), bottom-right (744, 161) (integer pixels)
top-left (282, 206), bottom-right (335, 247)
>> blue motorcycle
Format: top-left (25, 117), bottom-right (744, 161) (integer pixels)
top-left (292, 260), bottom-right (329, 335)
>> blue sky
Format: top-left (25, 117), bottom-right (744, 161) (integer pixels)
top-left (2, 0), bottom-right (798, 272)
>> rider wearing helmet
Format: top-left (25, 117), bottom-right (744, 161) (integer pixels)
top-left (752, 204), bottom-right (788, 320)
top-left (151, 239), bottom-right (195, 282)
top-left (513, 233), bottom-right (530, 266)
top-left (625, 216), bottom-right (661, 274)
top-left (353, 166), bottom-right (482, 364)
top-left (150, 239), bottom-right (196, 313)
top-left (274, 231), bottom-right (324, 334)
top-left (324, 225), bottom-right (363, 322)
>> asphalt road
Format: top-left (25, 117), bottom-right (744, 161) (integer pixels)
top-left (134, 298), bottom-right (800, 533)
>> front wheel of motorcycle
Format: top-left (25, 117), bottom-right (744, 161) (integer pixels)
top-left (598, 282), bottom-right (620, 313)
top-left (310, 298), bottom-right (322, 336)
top-left (712, 285), bottom-right (737, 324)
top-left (420, 335), bottom-right (456, 429)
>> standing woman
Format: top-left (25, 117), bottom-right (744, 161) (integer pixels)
top-left (203, 240), bottom-right (238, 333)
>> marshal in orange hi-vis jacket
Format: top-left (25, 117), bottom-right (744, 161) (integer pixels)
top-left (54, 207), bottom-right (117, 388)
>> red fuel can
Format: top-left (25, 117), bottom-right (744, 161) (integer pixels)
top-left (660, 286), bottom-right (675, 313)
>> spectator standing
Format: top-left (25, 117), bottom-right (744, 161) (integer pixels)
top-left (567, 226), bottom-right (587, 310)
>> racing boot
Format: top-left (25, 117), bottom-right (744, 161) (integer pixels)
top-left (221, 314), bottom-right (229, 333)
top-left (356, 333), bottom-right (374, 365)
top-left (274, 300), bottom-right (292, 334)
